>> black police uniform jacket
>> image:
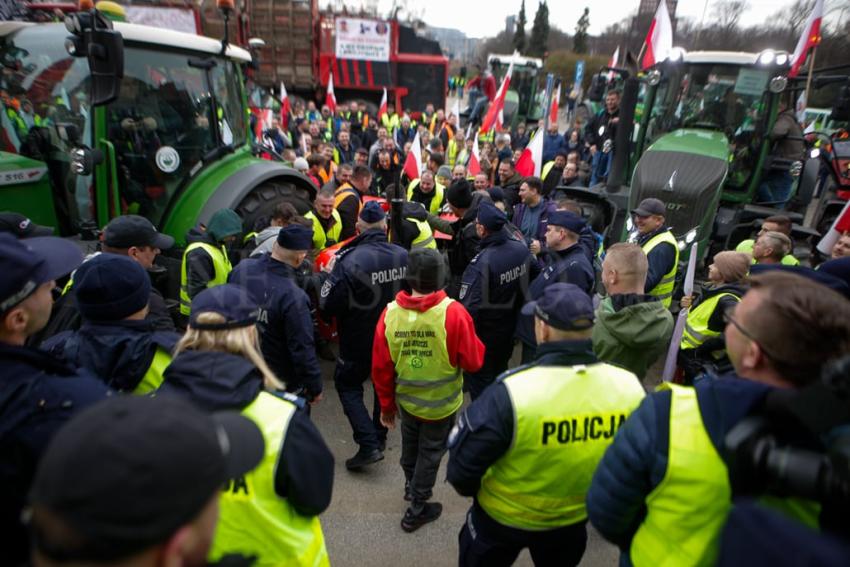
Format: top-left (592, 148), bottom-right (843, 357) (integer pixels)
top-left (0, 342), bottom-right (110, 564)
top-left (446, 191), bottom-right (489, 297)
top-left (515, 242), bottom-right (595, 347)
top-left (319, 229), bottom-right (408, 359)
top-left (229, 254), bottom-right (323, 399)
top-left (459, 227), bottom-right (533, 348)
top-left (42, 320), bottom-right (179, 392)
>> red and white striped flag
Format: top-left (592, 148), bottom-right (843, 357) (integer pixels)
top-left (817, 199), bottom-right (850, 255)
top-left (280, 81), bottom-right (291, 130)
top-left (378, 88), bottom-right (388, 121)
top-left (641, 1), bottom-right (673, 70)
top-left (549, 84), bottom-right (560, 127)
top-left (402, 130), bottom-right (422, 181)
top-left (607, 46), bottom-right (620, 81)
top-left (515, 128), bottom-right (544, 177)
top-left (468, 130), bottom-right (481, 176)
top-left (480, 60), bottom-right (514, 134)
top-left (789, 0), bottom-right (823, 78)
top-left (451, 98), bottom-right (461, 122)
top-left (325, 72), bottom-right (337, 114)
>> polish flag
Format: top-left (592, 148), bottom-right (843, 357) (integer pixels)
top-left (515, 128), bottom-right (544, 177)
top-left (468, 130), bottom-right (481, 176)
top-left (402, 130), bottom-right (422, 181)
top-left (789, 0), bottom-right (823, 78)
top-left (378, 88), bottom-right (388, 121)
top-left (641, 0), bottom-right (673, 70)
top-left (607, 46), bottom-right (620, 81)
top-left (480, 60), bottom-right (514, 134)
top-left (817, 199), bottom-right (850, 255)
top-left (549, 84), bottom-right (560, 127)
top-left (325, 72), bottom-right (337, 114)
top-left (451, 98), bottom-right (461, 122)
top-left (280, 81), bottom-right (291, 130)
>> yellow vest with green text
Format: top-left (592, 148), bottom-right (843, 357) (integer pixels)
top-left (407, 179), bottom-right (445, 215)
top-left (408, 217), bottom-right (437, 249)
top-left (477, 363), bottom-right (645, 531)
top-left (209, 391), bottom-right (329, 567)
top-left (133, 347), bottom-right (172, 394)
top-left (641, 230), bottom-right (679, 307)
top-left (630, 384), bottom-right (730, 567)
top-left (305, 210), bottom-right (342, 251)
top-left (384, 296), bottom-right (461, 419)
top-left (681, 293), bottom-right (739, 350)
top-left (179, 242), bottom-right (232, 316)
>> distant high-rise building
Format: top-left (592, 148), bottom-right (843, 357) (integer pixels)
top-left (505, 15), bottom-right (516, 35)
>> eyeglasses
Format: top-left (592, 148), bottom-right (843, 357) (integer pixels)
top-left (722, 304), bottom-right (782, 362)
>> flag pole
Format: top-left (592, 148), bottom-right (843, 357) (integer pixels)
top-left (804, 45), bottom-right (817, 105)
top-left (636, 41), bottom-right (647, 69)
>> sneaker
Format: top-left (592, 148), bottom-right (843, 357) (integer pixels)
top-left (404, 480), bottom-right (412, 502)
top-left (345, 448), bottom-right (384, 471)
top-left (401, 502), bottom-right (443, 532)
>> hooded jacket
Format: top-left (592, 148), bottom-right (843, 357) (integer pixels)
top-left (592, 294), bottom-right (674, 380)
top-left (159, 350), bottom-right (334, 516)
top-left (250, 226), bottom-right (281, 257)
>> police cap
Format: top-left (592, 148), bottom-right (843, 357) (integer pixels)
top-left (521, 282), bottom-right (594, 331)
top-left (190, 284), bottom-right (260, 330)
top-left (0, 211), bottom-right (53, 238)
top-left (74, 254), bottom-right (151, 322)
top-left (548, 211), bottom-right (586, 234)
top-left (360, 200), bottom-right (386, 223)
top-left (0, 233), bottom-right (82, 313)
top-left (102, 215), bottom-right (174, 250)
top-left (476, 200), bottom-right (507, 231)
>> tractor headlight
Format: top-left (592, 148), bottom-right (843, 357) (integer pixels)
top-left (758, 50), bottom-right (776, 65)
top-left (811, 148), bottom-right (821, 159)
top-left (769, 76), bottom-right (787, 93)
top-left (646, 69), bottom-right (662, 86)
top-left (776, 52), bottom-right (789, 66)
top-left (685, 228), bottom-right (697, 244)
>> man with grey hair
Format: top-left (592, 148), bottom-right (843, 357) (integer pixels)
top-left (752, 231), bottom-right (792, 265)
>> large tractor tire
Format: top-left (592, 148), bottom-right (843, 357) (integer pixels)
top-left (236, 179), bottom-right (313, 231)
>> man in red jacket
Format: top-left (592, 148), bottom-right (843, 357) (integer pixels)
top-left (373, 247), bottom-right (485, 533)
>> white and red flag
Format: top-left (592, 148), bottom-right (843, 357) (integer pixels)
top-left (515, 128), bottom-right (544, 177)
top-left (549, 84), bottom-right (561, 127)
top-left (402, 130), bottom-right (422, 181)
top-left (378, 87), bottom-right (388, 121)
top-left (817, 200), bottom-right (850, 256)
top-left (607, 45), bottom-right (620, 81)
top-left (467, 130), bottom-right (481, 176)
top-left (641, 0), bottom-right (673, 69)
top-left (480, 59), bottom-right (514, 134)
top-left (325, 72), bottom-right (337, 114)
top-left (789, 0), bottom-right (824, 78)
top-left (279, 81), bottom-right (290, 130)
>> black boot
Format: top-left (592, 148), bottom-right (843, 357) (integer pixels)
top-left (401, 502), bottom-right (442, 532)
top-left (345, 447), bottom-right (384, 471)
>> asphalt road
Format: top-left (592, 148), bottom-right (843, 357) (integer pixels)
top-left (310, 344), bottom-right (628, 567)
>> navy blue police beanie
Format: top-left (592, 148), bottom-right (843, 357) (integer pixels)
top-left (74, 254), bottom-right (151, 322)
top-left (276, 224), bottom-right (313, 250)
top-left (360, 201), bottom-right (386, 223)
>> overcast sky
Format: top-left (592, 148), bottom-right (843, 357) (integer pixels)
top-left (324, 0), bottom-right (847, 40)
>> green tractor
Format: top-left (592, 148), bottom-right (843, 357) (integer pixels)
top-left (560, 50), bottom-right (820, 267)
top-left (0, 11), bottom-right (315, 247)
top-left (487, 53), bottom-right (545, 129)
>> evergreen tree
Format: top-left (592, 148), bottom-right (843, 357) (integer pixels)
top-left (574, 7), bottom-right (590, 54)
top-left (513, 0), bottom-right (527, 54)
top-left (528, 1), bottom-right (549, 58)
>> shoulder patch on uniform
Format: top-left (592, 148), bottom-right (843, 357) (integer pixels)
top-left (459, 284), bottom-right (469, 299)
top-left (320, 279), bottom-right (333, 298)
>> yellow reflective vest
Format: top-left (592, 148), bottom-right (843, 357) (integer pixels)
top-left (477, 363), bottom-right (645, 531)
top-left (383, 296), bottom-right (461, 419)
top-left (735, 238), bottom-right (799, 266)
top-left (641, 230), bottom-right (679, 308)
top-left (209, 391), bottom-right (329, 567)
top-left (305, 210), bottom-right (342, 251)
top-left (133, 347), bottom-right (172, 394)
top-left (179, 242), bottom-right (232, 316)
top-left (407, 179), bottom-right (445, 215)
top-left (630, 384), bottom-right (730, 566)
top-left (681, 292), bottom-right (740, 350)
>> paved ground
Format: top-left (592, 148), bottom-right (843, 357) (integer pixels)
top-left (310, 344), bottom-right (627, 567)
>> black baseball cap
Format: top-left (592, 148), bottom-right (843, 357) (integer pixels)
top-left (0, 233), bottom-right (82, 313)
top-left (631, 198), bottom-right (666, 218)
top-left (102, 215), bottom-right (174, 250)
top-left (29, 395), bottom-right (264, 563)
top-left (521, 282), bottom-right (594, 331)
top-left (0, 212), bottom-right (53, 238)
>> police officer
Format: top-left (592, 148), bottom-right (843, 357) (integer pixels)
top-left (179, 208), bottom-right (242, 317)
top-left (304, 187), bottom-right (342, 252)
top-left (516, 211), bottom-right (595, 362)
top-left (159, 284), bottom-right (333, 566)
top-left (43, 255), bottom-right (180, 394)
top-left (320, 201), bottom-right (409, 469)
top-left (459, 200), bottom-right (533, 399)
top-left (229, 224), bottom-right (324, 403)
top-left (0, 233), bottom-right (110, 564)
top-left (632, 198), bottom-right (678, 308)
top-left (448, 283), bottom-right (646, 566)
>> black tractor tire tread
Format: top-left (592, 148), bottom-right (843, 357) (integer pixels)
top-left (236, 180), bottom-right (312, 232)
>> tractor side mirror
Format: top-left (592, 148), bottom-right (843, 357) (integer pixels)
top-left (65, 10), bottom-right (124, 106)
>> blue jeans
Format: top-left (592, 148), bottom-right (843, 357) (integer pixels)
top-left (590, 150), bottom-right (612, 186)
top-left (334, 356), bottom-right (387, 452)
top-left (757, 170), bottom-right (794, 209)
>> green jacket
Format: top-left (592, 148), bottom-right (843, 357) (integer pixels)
top-left (592, 294), bottom-right (674, 380)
